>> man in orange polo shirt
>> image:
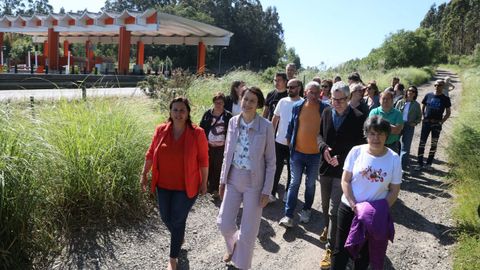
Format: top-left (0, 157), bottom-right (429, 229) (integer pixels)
top-left (279, 81), bottom-right (329, 227)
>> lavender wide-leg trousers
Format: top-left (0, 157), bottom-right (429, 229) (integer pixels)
top-left (217, 167), bottom-right (263, 270)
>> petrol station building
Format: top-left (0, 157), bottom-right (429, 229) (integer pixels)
top-left (0, 9), bottom-right (232, 74)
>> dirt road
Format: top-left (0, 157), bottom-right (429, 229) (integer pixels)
top-left (50, 70), bottom-right (459, 270)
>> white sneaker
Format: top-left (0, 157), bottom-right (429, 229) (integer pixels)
top-left (298, 209), bottom-right (312, 223)
top-left (279, 216), bottom-right (294, 228)
top-left (269, 194), bottom-right (277, 203)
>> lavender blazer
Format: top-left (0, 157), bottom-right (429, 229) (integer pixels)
top-left (220, 114), bottom-right (276, 195)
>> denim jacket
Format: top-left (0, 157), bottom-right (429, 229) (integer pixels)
top-left (285, 99), bottom-right (329, 154)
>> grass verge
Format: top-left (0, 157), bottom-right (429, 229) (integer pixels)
top-left (447, 66), bottom-right (480, 270)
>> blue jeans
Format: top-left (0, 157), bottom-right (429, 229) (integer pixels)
top-left (156, 187), bottom-right (197, 258)
top-left (285, 150), bottom-right (320, 218)
top-left (400, 124), bottom-right (415, 170)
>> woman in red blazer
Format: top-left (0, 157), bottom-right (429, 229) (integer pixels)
top-left (140, 97), bottom-right (209, 270)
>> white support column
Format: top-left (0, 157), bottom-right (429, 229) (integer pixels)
top-left (66, 50), bottom-right (70, 75)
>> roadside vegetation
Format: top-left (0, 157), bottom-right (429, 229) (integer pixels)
top-left (447, 66), bottom-right (480, 270)
top-left (0, 98), bottom-right (157, 269)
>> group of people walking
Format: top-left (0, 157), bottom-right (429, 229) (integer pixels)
top-left (140, 64), bottom-right (453, 270)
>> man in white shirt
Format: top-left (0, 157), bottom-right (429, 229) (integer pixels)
top-left (270, 79), bottom-right (304, 202)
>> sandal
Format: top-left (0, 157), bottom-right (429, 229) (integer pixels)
top-left (223, 242), bottom-right (236, 262)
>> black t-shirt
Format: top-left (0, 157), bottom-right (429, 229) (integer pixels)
top-left (265, 89), bottom-right (288, 120)
top-left (422, 92), bottom-right (451, 120)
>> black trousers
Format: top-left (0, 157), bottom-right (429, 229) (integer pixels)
top-left (385, 141), bottom-right (400, 155)
top-left (207, 145), bottom-right (225, 193)
top-left (417, 121), bottom-right (442, 165)
top-left (272, 142), bottom-right (291, 196)
top-left (331, 203), bottom-right (370, 270)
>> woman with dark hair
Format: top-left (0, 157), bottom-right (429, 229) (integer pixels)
top-left (393, 83), bottom-right (405, 106)
top-left (140, 97), bottom-right (209, 270)
top-left (321, 79), bottom-right (333, 104)
top-left (217, 87), bottom-right (276, 270)
top-left (364, 81), bottom-right (380, 112)
top-left (395, 86), bottom-right (422, 172)
top-left (200, 92), bottom-right (233, 198)
top-left (224, 80), bottom-right (246, 115)
top-left (331, 115), bottom-right (401, 270)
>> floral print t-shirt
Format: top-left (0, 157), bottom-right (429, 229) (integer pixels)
top-left (232, 117), bottom-right (253, 170)
top-left (341, 144), bottom-right (402, 206)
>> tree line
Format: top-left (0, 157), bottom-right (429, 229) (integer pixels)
top-left (338, 0), bottom-right (480, 72)
top-left (421, 0), bottom-right (480, 56)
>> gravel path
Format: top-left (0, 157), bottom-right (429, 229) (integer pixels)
top-left (50, 69), bottom-right (459, 270)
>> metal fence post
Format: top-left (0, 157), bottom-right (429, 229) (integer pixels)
top-left (81, 85), bottom-right (87, 101)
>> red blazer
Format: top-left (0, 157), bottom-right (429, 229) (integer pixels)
top-left (145, 122), bottom-right (209, 198)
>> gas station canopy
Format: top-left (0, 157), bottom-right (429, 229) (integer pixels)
top-left (0, 9), bottom-right (232, 45)
top-left (0, 9), bottom-right (233, 73)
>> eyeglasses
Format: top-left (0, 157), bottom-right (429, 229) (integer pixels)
top-left (434, 84), bottom-right (444, 87)
top-left (332, 97), bottom-right (347, 102)
top-left (287, 85), bottom-right (299, 89)
top-left (321, 85), bottom-right (329, 88)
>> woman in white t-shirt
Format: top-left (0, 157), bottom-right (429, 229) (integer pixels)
top-left (331, 115), bottom-right (401, 270)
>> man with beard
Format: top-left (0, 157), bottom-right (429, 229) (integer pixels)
top-left (279, 81), bottom-right (329, 227)
top-left (263, 72), bottom-right (288, 120)
top-left (270, 79), bottom-right (304, 203)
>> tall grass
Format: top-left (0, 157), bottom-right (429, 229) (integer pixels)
top-left (0, 98), bottom-right (156, 269)
top-left (187, 70), bottom-right (271, 122)
top-left (38, 99), bottom-right (153, 223)
top-left (447, 67), bottom-right (480, 269)
top-left (0, 106), bottom-right (56, 269)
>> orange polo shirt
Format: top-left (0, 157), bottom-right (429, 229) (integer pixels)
top-left (295, 102), bottom-right (321, 154)
top-left (157, 130), bottom-right (186, 191)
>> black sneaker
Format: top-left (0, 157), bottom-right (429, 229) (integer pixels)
top-left (414, 164), bottom-right (424, 171)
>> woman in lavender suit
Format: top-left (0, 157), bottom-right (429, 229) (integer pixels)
top-left (217, 87), bottom-right (276, 270)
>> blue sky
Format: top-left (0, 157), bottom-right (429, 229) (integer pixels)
top-left (48, 0), bottom-right (449, 68)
